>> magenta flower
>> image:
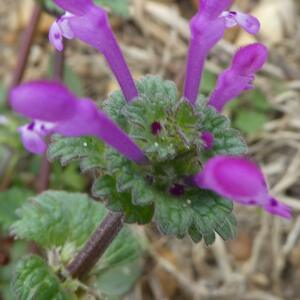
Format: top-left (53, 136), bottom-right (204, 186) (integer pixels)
top-left (10, 81), bottom-right (147, 164)
top-left (49, 0), bottom-right (138, 102)
top-left (201, 131), bottom-right (214, 150)
top-left (208, 43), bottom-right (268, 112)
top-left (193, 156), bottom-right (292, 219)
top-left (184, 0), bottom-right (260, 105)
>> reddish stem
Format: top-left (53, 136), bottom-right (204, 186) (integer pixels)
top-left (9, 4), bottom-right (42, 93)
top-left (67, 212), bottom-right (125, 279)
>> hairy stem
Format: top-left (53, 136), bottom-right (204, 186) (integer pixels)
top-left (9, 4), bottom-right (42, 95)
top-left (67, 212), bottom-right (125, 279)
top-left (52, 47), bottom-right (65, 81)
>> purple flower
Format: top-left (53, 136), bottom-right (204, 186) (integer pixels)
top-left (193, 155), bottom-right (292, 219)
top-left (184, 0), bottom-right (260, 105)
top-left (10, 81), bottom-right (147, 164)
top-left (49, 0), bottom-right (138, 102)
top-left (208, 43), bottom-right (268, 112)
top-left (201, 131), bottom-right (214, 150)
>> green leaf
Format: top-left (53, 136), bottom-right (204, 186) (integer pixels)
top-left (97, 227), bottom-right (141, 271)
top-left (131, 179), bottom-right (155, 206)
top-left (48, 135), bottom-right (105, 173)
top-left (94, 260), bottom-right (141, 297)
top-left (11, 191), bottom-right (144, 298)
top-left (0, 187), bottom-right (33, 233)
top-left (199, 106), bottom-right (247, 159)
top-left (103, 90), bottom-right (128, 129)
top-left (155, 196), bottom-right (193, 238)
top-left (93, 176), bottom-right (154, 224)
top-left (191, 190), bottom-right (236, 245)
top-left (92, 224), bottom-right (143, 297)
top-left (11, 191), bottom-right (107, 249)
top-left (234, 110), bottom-right (267, 134)
top-left (154, 190), bottom-right (236, 245)
top-left (51, 163), bottom-right (87, 192)
top-left (94, 0), bottom-right (130, 17)
top-left (0, 241), bottom-right (28, 300)
top-left (227, 88), bottom-right (270, 135)
top-left (188, 225), bottom-right (202, 243)
top-left (47, 76), bottom-right (240, 245)
top-left (12, 255), bottom-right (74, 300)
top-left (249, 89), bottom-right (270, 111)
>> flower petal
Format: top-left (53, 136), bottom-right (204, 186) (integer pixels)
top-left (200, 0), bottom-right (233, 19)
top-left (194, 156), bottom-right (266, 202)
top-left (208, 43), bottom-right (268, 112)
top-left (201, 131), bottom-right (214, 150)
top-left (49, 22), bottom-right (64, 52)
top-left (53, 4), bottom-right (138, 102)
top-left (194, 156), bottom-right (292, 219)
top-left (232, 43), bottom-right (268, 75)
top-left (65, 5), bottom-right (108, 51)
top-left (233, 12), bottom-right (260, 35)
top-left (184, 17), bottom-right (226, 104)
top-left (263, 198), bottom-right (292, 219)
top-left (53, 0), bottom-right (93, 15)
top-left (19, 124), bottom-right (47, 155)
top-left (58, 13), bottom-right (75, 39)
top-left (57, 99), bottom-right (147, 164)
top-left (10, 81), bottom-right (78, 122)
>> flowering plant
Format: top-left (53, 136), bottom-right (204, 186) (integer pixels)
top-left (7, 0), bottom-right (292, 298)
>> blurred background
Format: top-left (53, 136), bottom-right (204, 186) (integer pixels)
top-left (1, 0), bottom-right (300, 299)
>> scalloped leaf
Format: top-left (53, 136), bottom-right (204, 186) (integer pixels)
top-left (199, 106), bottom-right (247, 159)
top-left (96, 227), bottom-right (141, 271)
top-left (11, 192), bottom-right (143, 298)
top-left (92, 176), bottom-right (154, 224)
top-left (46, 77), bottom-right (242, 245)
top-left (11, 191), bottom-right (106, 249)
top-left (12, 255), bottom-right (74, 300)
top-left (48, 135), bottom-right (104, 173)
top-left (154, 190), bottom-right (236, 245)
top-left (94, 260), bottom-right (142, 297)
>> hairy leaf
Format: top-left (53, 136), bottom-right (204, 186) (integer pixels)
top-left (199, 106), bottom-right (247, 159)
top-left (11, 191), bottom-right (106, 249)
top-left (48, 135), bottom-right (104, 173)
top-left (93, 175), bottom-right (154, 224)
top-left (154, 190), bottom-right (236, 245)
top-left (12, 255), bottom-right (74, 300)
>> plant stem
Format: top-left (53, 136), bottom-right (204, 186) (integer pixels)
top-left (52, 47), bottom-right (65, 81)
top-left (36, 152), bottom-right (52, 193)
top-left (36, 49), bottom-right (65, 193)
top-left (67, 212), bottom-right (125, 279)
top-left (9, 4), bottom-right (42, 94)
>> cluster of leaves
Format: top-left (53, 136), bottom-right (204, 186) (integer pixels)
top-left (10, 191), bottom-right (143, 299)
top-left (49, 76), bottom-right (246, 245)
